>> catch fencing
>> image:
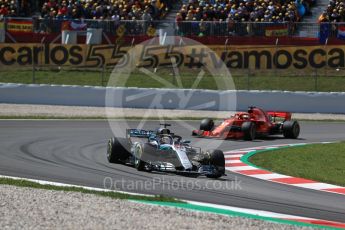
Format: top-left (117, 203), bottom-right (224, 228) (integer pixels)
top-left (0, 17), bottom-right (340, 38)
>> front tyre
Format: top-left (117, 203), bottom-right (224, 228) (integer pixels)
top-left (133, 143), bottom-right (146, 171)
top-left (206, 150), bottom-right (225, 179)
top-left (283, 121), bottom-right (300, 139)
top-left (200, 118), bottom-right (214, 131)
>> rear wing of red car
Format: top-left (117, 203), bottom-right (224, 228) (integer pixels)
top-left (267, 111), bottom-right (292, 120)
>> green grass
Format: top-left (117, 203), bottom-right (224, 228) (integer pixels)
top-left (0, 69), bottom-right (108, 86)
top-left (1, 69), bottom-right (345, 91)
top-left (250, 142), bottom-right (345, 186)
top-left (0, 178), bottom-right (183, 203)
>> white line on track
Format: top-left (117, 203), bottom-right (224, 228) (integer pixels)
top-left (250, 174), bottom-right (292, 180)
top-left (226, 166), bottom-right (257, 171)
top-left (225, 160), bottom-right (242, 164)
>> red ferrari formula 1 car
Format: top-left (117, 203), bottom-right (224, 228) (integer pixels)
top-left (192, 106), bottom-right (300, 140)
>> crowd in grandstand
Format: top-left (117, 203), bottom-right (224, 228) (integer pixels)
top-left (175, 0), bottom-right (315, 36)
top-left (5, 0), bottom-right (345, 39)
top-left (0, 0), bottom-right (41, 17)
top-left (0, 0), bottom-right (171, 21)
top-left (319, 0), bottom-right (345, 22)
top-left (176, 0), bottom-right (314, 23)
top-left (0, 0), bottom-right (173, 35)
top-left (0, 0), bottom-right (314, 24)
top-left (39, 0), bottom-right (170, 21)
top-left (0, 0), bottom-right (18, 17)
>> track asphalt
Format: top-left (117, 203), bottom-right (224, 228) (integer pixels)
top-left (0, 120), bottom-right (345, 222)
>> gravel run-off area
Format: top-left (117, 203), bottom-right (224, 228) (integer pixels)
top-left (0, 185), bottom-right (315, 230)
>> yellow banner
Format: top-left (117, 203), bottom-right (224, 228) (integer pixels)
top-left (0, 22), bottom-right (4, 30)
top-left (0, 43), bottom-right (342, 71)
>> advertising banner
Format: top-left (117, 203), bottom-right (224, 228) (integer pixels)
top-left (265, 25), bottom-right (289, 37)
top-left (0, 43), bottom-right (343, 71)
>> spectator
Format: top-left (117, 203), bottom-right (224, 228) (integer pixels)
top-left (318, 12), bottom-right (329, 22)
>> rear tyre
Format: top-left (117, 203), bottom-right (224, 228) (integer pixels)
top-left (200, 118), bottom-right (214, 131)
top-left (242, 122), bottom-right (256, 140)
top-left (283, 121), bottom-right (300, 139)
top-left (206, 150), bottom-right (225, 179)
top-left (107, 138), bottom-right (130, 163)
top-left (133, 143), bottom-right (146, 171)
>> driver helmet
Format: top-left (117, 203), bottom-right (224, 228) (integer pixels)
top-left (242, 114), bottom-right (249, 120)
top-left (156, 128), bottom-right (170, 135)
top-left (160, 136), bottom-right (171, 145)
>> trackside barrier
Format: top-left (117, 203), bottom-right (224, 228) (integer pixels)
top-left (235, 90), bottom-right (345, 113)
top-left (0, 83), bottom-right (344, 114)
top-left (0, 84), bottom-right (234, 111)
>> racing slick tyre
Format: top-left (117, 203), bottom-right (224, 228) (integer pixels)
top-left (242, 122), bottom-right (256, 140)
top-left (205, 150), bottom-right (225, 179)
top-left (283, 121), bottom-right (300, 139)
top-left (200, 118), bottom-right (214, 131)
top-left (133, 143), bottom-right (146, 171)
top-left (107, 137), bottom-right (130, 163)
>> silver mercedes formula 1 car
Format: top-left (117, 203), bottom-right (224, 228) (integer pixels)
top-left (107, 124), bottom-right (226, 178)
